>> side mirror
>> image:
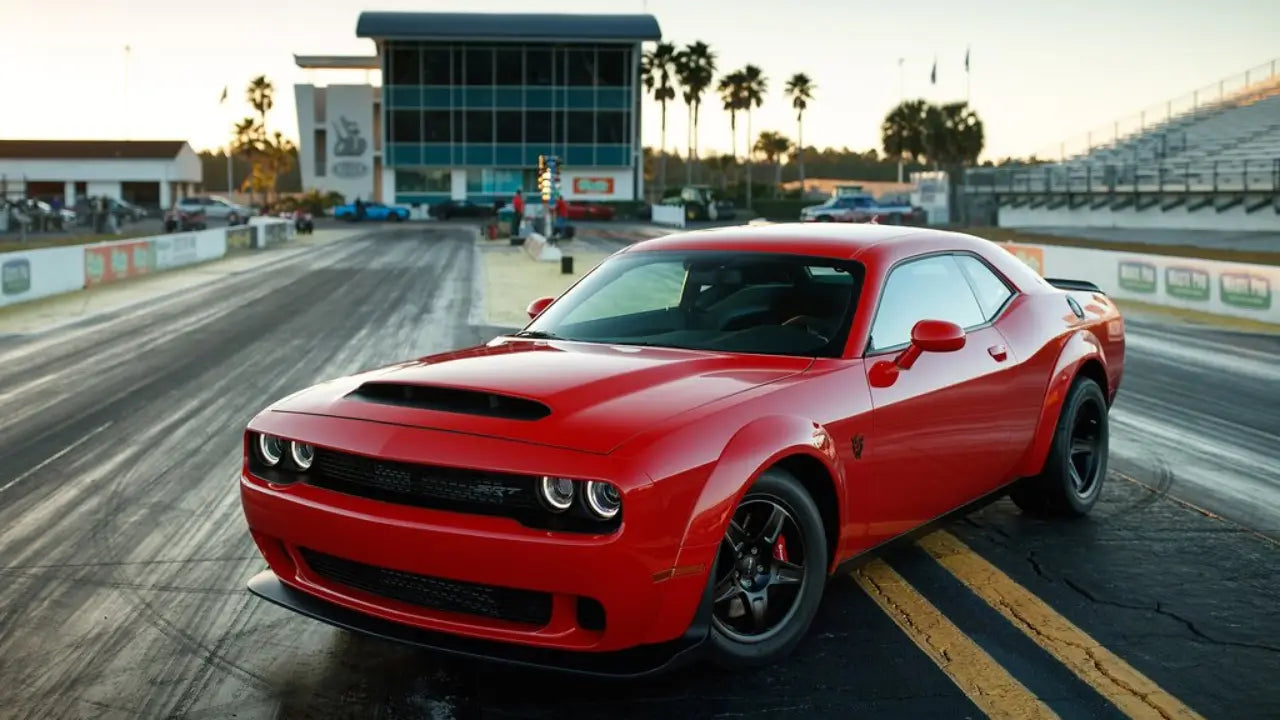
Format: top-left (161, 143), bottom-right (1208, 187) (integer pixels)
top-left (868, 319), bottom-right (966, 388)
top-left (526, 296), bottom-right (555, 319)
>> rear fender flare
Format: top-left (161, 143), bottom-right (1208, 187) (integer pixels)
top-left (672, 415), bottom-right (844, 573)
top-left (1014, 329), bottom-right (1107, 478)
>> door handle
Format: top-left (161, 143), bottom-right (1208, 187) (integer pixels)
top-left (988, 344), bottom-right (1009, 362)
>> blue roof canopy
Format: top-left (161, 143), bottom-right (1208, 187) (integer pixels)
top-left (356, 12), bottom-right (661, 43)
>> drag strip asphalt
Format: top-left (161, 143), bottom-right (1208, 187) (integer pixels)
top-left (0, 226), bottom-right (1275, 719)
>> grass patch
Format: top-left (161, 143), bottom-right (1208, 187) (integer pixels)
top-left (0, 230), bottom-right (152, 254)
top-left (963, 226), bottom-right (1280, 267)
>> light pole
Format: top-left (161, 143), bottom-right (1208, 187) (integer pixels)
top-left (123, 45), bottom-right (131, 139)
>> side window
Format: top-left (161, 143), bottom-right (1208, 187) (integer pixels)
top-left (869, 255), bottom-right (986, 351)
top-left (956, 254), bottom-right (1014, 320)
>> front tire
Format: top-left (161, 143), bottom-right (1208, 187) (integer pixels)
top-left (706, 468), bottom-right (828, 669)
top-left (1010, 375), bottom-right (1109, 517)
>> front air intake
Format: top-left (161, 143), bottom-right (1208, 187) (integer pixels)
top-left (346, 382), bottom-right (551, 421)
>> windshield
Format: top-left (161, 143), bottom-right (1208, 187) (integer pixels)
top-left (522, 250), bottom-right (863, 357)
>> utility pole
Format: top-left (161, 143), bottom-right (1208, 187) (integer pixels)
top-left (123, 45), bottom-right (131, 139)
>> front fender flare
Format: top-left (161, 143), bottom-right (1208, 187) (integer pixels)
top-left (671, 414), bottom-right (844, 573)
top-left (1013, 329), bottom-right (1107, 478)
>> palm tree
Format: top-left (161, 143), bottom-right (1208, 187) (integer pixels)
top-left (642, 43), bottom-right (680, 195)
top-left (247, 75), bottom-right (274, 129)
top-left (737, 65), bottom-right (768, 210)
top-left (753, 131), bottom-right (794, 196)
top-left (881, 99), bottom-right (930, 173)
top-left (231, 117), bottom-right (265, 205)
top-left (717, 70), bottom-right (747, 171)
top-left (675, 42), bottom-right (717, 184)
top-left (784, 73), bottom-right (816, 190)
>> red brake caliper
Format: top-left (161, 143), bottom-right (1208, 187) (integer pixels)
top-left (773, 534), bottom-right (789, 562)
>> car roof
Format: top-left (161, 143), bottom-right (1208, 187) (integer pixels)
top-left (626, 222), bottom-right (937, 259)
top-left (623, 222), bottom-right (1049, 292)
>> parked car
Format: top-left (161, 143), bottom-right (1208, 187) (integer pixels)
top-left (799, 192), bottom-right (924, 225)
top-left (565, 202), bottom-right (616, 221)
top-left (164, 206), bottom-right (207, 232)
top-left (280, 210), bottom-right (314, 234)
top-left (430, 200), bottom-right (495, 220)
top-left (333, 202), bottom-right (411, 222)
top-left (238, 222), bottom-right (1125, 676)
top-left (178, 195), bottom-right (252, 222)
top-left (660, 185), bottom-right (737, 222)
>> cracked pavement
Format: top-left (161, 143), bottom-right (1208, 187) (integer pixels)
top-left (0, 225), bottom-right (1275, 719)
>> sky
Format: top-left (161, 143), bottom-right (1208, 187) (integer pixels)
top-left (2, 0), bottom-right (1278, 162)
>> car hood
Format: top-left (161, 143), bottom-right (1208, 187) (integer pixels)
top-left (270, 339), bottom-right (813, 455)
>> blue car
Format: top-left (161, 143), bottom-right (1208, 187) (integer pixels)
top-left (333, 202), bottom-right (411, 222)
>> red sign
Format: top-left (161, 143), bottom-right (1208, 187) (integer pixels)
top-left (573, 177), bottom-right (615, 195)
top-left (84, 241), bottom-right (156, 287)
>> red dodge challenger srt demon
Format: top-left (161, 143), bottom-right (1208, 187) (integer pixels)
top-left (240, 223), bottom-right (1125, 676)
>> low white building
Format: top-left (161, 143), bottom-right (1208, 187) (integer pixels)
top-left (0, 140), bottom-right (203, 211)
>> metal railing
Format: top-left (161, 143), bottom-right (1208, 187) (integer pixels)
top-left (1032, 58), bottom-right (1280, 162)
top-left (964, 158), bottom-right (1280, 195)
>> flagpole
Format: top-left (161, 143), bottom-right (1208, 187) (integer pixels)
top-left (897, 57), bottom-right (905, 183)
top-left (965, 46), bottom-right (971, 105)
top-left (221, 86), bottom-right (233, 195)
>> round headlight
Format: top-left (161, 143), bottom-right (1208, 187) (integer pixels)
top-left (290, 442), bottom-right (315, 470)
top-left (539, 476), bottom-right (575, 511)
top-left (257, 434), bottom-right (284, 466)
top-left (585, 481), bottom-right (621, 519)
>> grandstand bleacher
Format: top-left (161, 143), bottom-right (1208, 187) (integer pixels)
top-left (964, 59), bottom-right (1280, 230)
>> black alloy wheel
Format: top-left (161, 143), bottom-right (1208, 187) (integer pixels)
top-left (1010, 376), bottom-right (1109, 517)
top-left (706, 468), bottom-right (827, 668)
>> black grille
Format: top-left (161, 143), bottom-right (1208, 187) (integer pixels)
top-left (308, 448), bottom-right (539, 516)
top-left (300, 548), bottom-right (553, 626)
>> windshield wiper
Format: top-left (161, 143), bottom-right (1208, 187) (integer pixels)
top-left (510, 329), bottom-right (563, 340)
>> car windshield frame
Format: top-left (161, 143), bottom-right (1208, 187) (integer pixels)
top-left (520, 249), bottom-right (865, 359)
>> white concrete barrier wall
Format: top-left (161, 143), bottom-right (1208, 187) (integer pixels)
top-left (651, 205), bottom-right (687, 228)
top-left (999, 204), bottom-right (1280, 232)
top-left (0, 246), bottom-right (87, 308)
top-left (1000, 242), bottom-right (1280, 324)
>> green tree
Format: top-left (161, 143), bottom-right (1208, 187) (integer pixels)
top-left (642, 43), bottom-right (681, 194)
top-left (880, 99), bottom-right (930, 167)
top-left (784, 73), bottom-right (816, 188)
top-left (753, 131), bottom-right (794, 195)
top-left (676, 42), bottom-right (717, 185)
top-left (717, 70), bottom-right (747, 163)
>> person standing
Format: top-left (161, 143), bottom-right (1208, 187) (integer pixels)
top-left (510, 188), bottom-right (525, 238)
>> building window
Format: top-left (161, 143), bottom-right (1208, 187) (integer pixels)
top-left (525, 111), bottom-right (552, 143)
top-left (396, 169), bottom-right (451, 192)
top-left (597, 49), bottom-right (627, 87)
top-left (314, 129), bottom-right (327, 176)
top-left (465, 110), bottom-right (493, 143)
top-left (596, 111), bottom-right (626, 144)
top-left (391, 110), bottom-right (422, 143)
top-left (567, 111), bottom-right (594, 143)
top-left (466, 48), bottom-right (493, 85)
top-left (496, 111), bottom-right (522, 143)
top-left (388, 45), bottom-right (420, 85)
top-left (495, 48), bottom-right (522, 85)
top-left (423, 47), bottom-right (450, 85)
top-left (567, 48), bottom-right (596, 86)
top-left (451, 48), bottom-right (466, 85)
top-left (526, 48), bottom-right (553, 85)
top-left (424, 110), bottom-right (451, 142)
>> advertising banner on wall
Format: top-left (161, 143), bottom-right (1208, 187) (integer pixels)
top-left (323, 85), bottom-right (376, 204)
top-left (999, 242), bottom-right (1279, 324)
top-left (84, 240), bottom-right (156, 287)
top-left (154, 234), bottom-right (199, 269)
top-left (0, 246), bottom-right (86, 308)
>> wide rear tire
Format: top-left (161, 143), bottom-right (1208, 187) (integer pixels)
top-left (1010, 376), bottom-right (1109, 517)
top-left (706, 468), bottom-right (828, 669)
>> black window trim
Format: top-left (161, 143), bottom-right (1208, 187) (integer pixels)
top-left (861, 250), bottom-right (1021, 357)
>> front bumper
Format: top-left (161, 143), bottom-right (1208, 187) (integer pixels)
top-left (248, 570), bottom-right (709, 677)
top-left (239, 413), bottom-right (715, 661)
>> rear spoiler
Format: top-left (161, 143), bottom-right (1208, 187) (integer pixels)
top-left (1044, 278), bottom-right (1103, 294)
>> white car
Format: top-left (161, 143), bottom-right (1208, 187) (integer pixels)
top-left (177, 195), bottom-right (251, 221)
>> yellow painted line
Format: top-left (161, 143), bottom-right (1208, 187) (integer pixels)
top-left (853, 558), bottom-right (1059, 720)
top-left (918, 531), bottom-right (1205, 720)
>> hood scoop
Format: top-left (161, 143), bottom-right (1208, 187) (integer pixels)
top-left (346, 382), bottom-right (551, 421)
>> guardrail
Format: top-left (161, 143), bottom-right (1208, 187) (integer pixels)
top-left (0, 219), bottom-right (295, 309)
top-left (965, 158), bottom-right (1280, 195)
top-left (999, 241), bottom-right (1278, 324)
